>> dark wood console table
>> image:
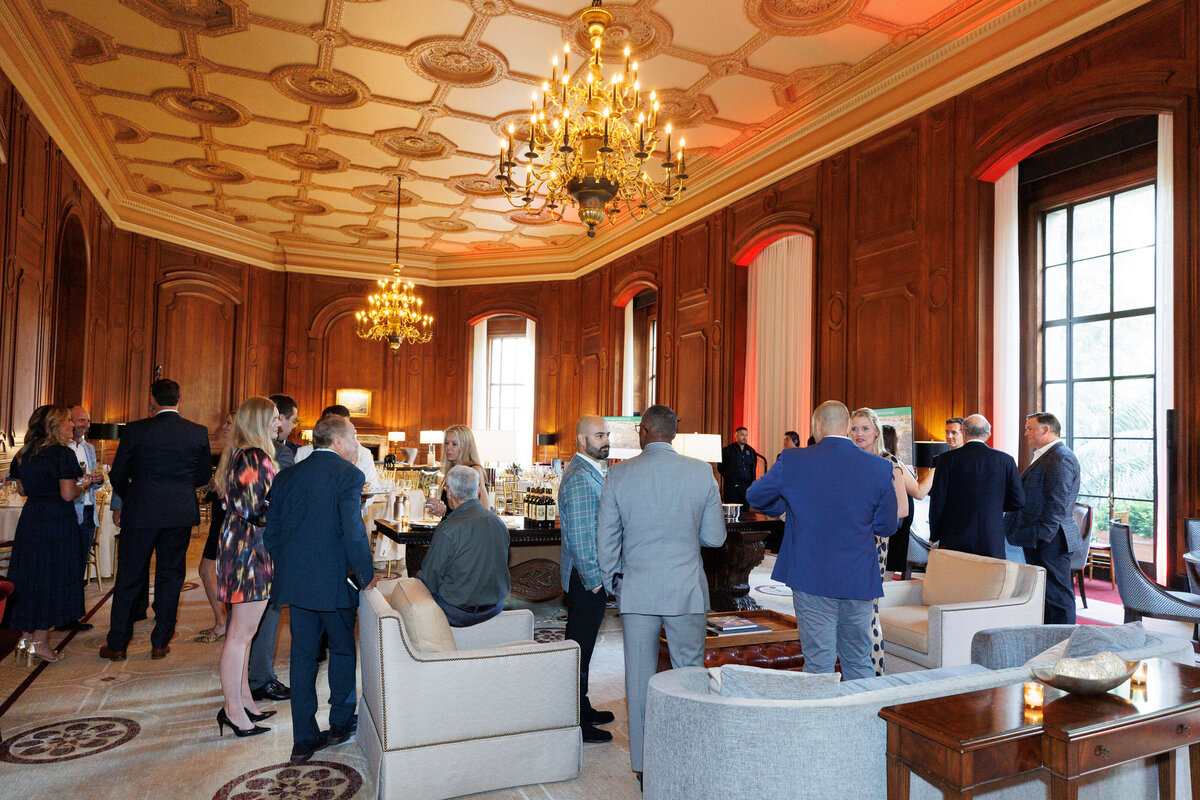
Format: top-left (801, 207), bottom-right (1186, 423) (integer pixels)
top-left (879, 658), bottom-right (1200, 800)
top-left (702, 511), bottom-right (784, 612)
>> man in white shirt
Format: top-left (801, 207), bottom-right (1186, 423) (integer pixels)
top-left (295, 404), bottom-right (380, 489)
top-left (62, 405), bottom-right (99, 632)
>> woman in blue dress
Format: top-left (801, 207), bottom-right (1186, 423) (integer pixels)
top-left (7, 405), bottom-right (103, 664)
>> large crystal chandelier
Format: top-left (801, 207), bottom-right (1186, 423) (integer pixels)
top-left (497, 0), bottom-right (688, 238)
top-left (354, 182), bottom-right (433, 350)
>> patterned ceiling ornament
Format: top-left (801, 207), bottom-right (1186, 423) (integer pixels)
top-left (407, 37), bottom-right (508, 88)
top-left (340, 225), bottom-right (392, 240)
top-left (472, 241), bottom-right (519, 251)
top-left (746, 0), bottom-right (867, 36)
top-left (774, 64), bottom-right (851, 105)
top-left (508, 208), bottom-right (555, 225)
top-left (117, 0), bottom-right (247, 36)
top-left (372, 127), bottom-right (456, 161)
top-left (48, 13), bottom-right (118, 65)
top-left (139, 178), bottom-right (167, 195)
top-left (174, 158), bottom-right (251, 184)
top-left (193, 204), bottom-right (254, 224)
top-left (103, 115), bottom-right (149, 143)
top-left (448, 174), bottom-right (505, 198)
top-left (489, 112), bottom-right (534, 143)
top-left (268, 196), bottom-right (333, 215)
top-left (419, 217), bottom-right (472, 233)
top-left (269, 65), bottom-right (369, 110)
top-left (266, 144), bottom-right (348, 173)
top-left (566, 3), bottom-right (671, 61)
top-left (352, 183), bottom-right (420, 207)
top-left (152, 89), bottom-right (249, 127)
top-left (652, 90), bottom-right (716, 130)
top-left (469, 0), bottom-right (512, 16)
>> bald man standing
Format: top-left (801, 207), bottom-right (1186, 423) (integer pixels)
top-left (558, 415), bottom-right (614, 744)
top-left (928, 414), bottom-right (1025, 560)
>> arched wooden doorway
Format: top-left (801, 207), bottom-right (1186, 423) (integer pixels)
top-left (52, 211), bottom-right (89, 406)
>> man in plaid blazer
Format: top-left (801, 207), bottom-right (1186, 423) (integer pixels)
top-left (558, 414), bottom-right (615, 744)
top-left (1005, 412), bottom-right (1081, 624)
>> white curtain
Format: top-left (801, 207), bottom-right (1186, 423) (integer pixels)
top-left (992, 165), bottom-right (1021, 457)
top-left (1154, 113), bottom-right (1174, 580)
top-left (744, 234), bottom-right (814, 463)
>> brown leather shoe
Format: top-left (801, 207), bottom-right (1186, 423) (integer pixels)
top-left (150, 646), bottom-right (170, 660)
top-left (99, 645), bottom-right (127, 661)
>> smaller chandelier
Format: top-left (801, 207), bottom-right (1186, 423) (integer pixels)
top-left (355, 182), bottom-right (433, 350)
top-left (496, 0), bottom-right (688, 237)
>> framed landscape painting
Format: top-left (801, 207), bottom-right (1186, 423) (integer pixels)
top-left (335, 388), bottom-right (371, 418)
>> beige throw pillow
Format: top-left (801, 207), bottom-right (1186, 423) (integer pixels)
top-left (389, 578), bottom-right (457, 653)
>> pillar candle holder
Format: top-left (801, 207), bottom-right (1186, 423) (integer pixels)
top-left (1023, 681), bottom-right (1044, 709)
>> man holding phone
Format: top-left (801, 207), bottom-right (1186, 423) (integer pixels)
top-left (264, 414), bottom-right (376, 765)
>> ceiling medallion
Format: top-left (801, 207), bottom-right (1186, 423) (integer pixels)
top-left (118, 0), bottom-right (247, 35)
top-left (270, 65), bottom-right (369, 109)
top-left (565, 3), bottom-right (670, 61)
top-left (746, 0), bottom-right (865, 35)
top-left (419, 218), bottom-right (471, 233)
top-left (194, 204), bottom-right (253, 224)
top-left (449, 174), bottom-right (505, 198)
top-left (153, 89), bottom-right (249, 126)
top-left (652, 90), bottom-right (716, 130)
top-left (355, 180), bottom-right (433, 351)
top-left (469, 0), bottom-right (511, 16)
top-left (508, 208), bottom-right (555, 225)
top-left (372, 128), bottom-right (456, 161)
top-left (407, 38), bottom-right (508, 88)
top-left (497, 0), bottom-right (691, 238)
top-left (266, 144), bottom-right (348, 173)
top-left (268, 196), bottom-right (332, 215)
top-left (175, 158), bottom-right (250, 183)
top-left (340, 225), bottom-right (391, 240)
top-left (352, 183), bottom-right (419, 207)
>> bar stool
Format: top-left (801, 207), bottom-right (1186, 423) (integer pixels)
top-left (1085, 542), bottom-right (1115, 588)
top-left (86, 540), bottom-right (103, 589)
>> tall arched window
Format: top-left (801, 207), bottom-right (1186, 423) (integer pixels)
top-left (471, 314), bottom-right (536, 462)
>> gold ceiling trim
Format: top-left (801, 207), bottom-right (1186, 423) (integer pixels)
top-left (0, 0), bottom-right (1156, 285)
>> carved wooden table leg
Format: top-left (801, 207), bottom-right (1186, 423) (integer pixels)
top-left (884, 752), bottom-right (910, 800)
top-left (703, 529), bottom-right (767, 612)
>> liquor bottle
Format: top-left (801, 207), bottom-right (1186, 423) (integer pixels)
top-left (522, 490), bottom-right (531, 529)
top-left (533, 486), bottom-right (546, 527)
top-left (546, 487), bottom-right (557, 528)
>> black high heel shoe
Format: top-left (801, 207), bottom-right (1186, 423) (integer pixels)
top-left (216, 707), bottom-right (269, 737)
top-left (245, 707), bottom-right (276, 722)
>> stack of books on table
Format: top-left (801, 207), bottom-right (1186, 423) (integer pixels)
top-left (706, 615), bottom-right (771, 636)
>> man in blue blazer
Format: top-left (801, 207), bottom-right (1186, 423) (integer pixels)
top-left (746, 401), bottom-right (897, 680)
top-left (264, 414), bottom-right (376, 764)
top-left (103, 379), bottom-right (211, 661)
top-left (1005, 412), bottom-right (1081, 624)
top-left (929, 414), bottom-right (1025, 560)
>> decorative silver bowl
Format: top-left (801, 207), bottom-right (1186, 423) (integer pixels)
top-left (1030, 658), bottom-right (1140, 695)
top-left (722, 503), bottom-right (741, 522)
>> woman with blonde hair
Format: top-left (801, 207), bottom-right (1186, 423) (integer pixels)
top-left (7, 405), bottom-right (102, 663)
top-left (849, 407), bottom-right (907, 676)
top-left (214, 397), bottom-right (280, 737)
top-left (423, 423), bottom-right (491, 517)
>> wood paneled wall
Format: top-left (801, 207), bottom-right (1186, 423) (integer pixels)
top-left (1, 1), bottom-right (1198, 569)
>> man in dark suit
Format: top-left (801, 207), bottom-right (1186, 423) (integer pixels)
top-left (102, 379), bottom-right (211, 661)
top-left (1005, 411), bottom-right (1082, 624)
top-left (747, 401), bottom-right (896, 680)
top-left (928, 414), bottom-right (1025, 559)
top-left (264, 414), bottom-right (376, 765)
top-left (718, 426), bottom-right (763, 506)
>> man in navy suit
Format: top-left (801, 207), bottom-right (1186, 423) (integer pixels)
top-left (264, 414), bottom-right (376, 764)
top-left (746, 401), bottom-right (897, 680)
top-left (928, 414), bottom-right (1025, 560)
top-left (102, 379), bottom-right (211, 661)
top-left (1005, 412), bottom-right (1082, 624)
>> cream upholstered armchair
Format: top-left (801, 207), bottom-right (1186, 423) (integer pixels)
top-left (878, 549), bottom-right (1046, 672)
top-left (357, 578), bottom-right (582, 800)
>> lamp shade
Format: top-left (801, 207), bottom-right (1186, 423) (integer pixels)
top-left (474, 429), bottom-right (519, 465)
top-left (677, 433), bottom-right (722, 463)
top-left (88, 423), bottom-right (121, 441)
top-left (915, 440), bottom-right (950, 469)
top-left (419, 430), bottom-right (443, 445)
top-left (536, 433), bottom-right (557, 446)
top-left (388, 431), bottom-right (405, 442)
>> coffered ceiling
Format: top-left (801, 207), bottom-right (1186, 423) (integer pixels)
top-left (0, 0), bottom-right (1144, 282)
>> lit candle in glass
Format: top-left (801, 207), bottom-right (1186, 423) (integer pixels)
top-left (1132, 661), bottom-right (1148, 685)
top-left (1023, 708), bottom-right (1044, 725)
top-left (1023, 681), bottom-right (1044, 709)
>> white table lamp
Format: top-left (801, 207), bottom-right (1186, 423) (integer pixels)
top-left (420, 430), bottom-right (443, 466)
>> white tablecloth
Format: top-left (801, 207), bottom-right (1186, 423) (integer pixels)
top-left (0, 498), bottom-right (114, 578)
top-left (370, 490), bottom-right (428, 565)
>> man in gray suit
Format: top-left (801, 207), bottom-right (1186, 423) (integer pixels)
top-left (597, 404), bottom-right (726, 787)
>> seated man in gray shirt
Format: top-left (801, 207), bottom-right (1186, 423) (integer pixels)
top-left (418, 465), bottom-right (510, 627)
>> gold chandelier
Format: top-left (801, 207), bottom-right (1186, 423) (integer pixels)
top-left (354, 182), bottom-right (433, 350)
top-left (497, 0), bottom-right (688, 238)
